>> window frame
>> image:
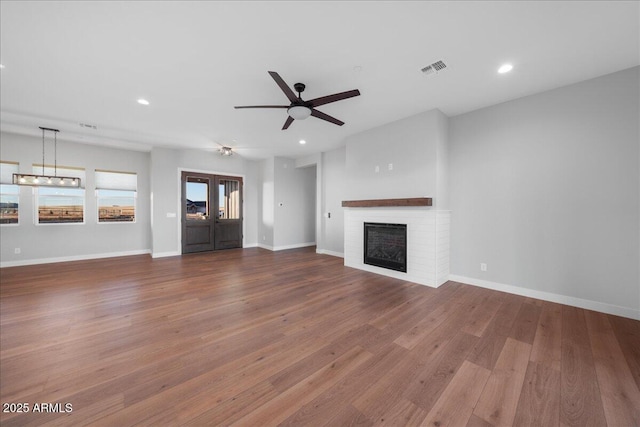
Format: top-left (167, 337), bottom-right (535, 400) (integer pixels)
top-left (95, 169), bottom-right (137, 224)
top-left (0, 161), bottom-right (20, 226)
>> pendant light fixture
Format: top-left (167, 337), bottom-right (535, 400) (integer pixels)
top-left (12, 127), bottom-right (80, 187)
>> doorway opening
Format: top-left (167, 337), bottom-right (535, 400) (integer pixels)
top-left (181, 171), bottom-right (243, 254)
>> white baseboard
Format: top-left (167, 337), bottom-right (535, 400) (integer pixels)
top-left (151, 251), bottom-right (181, 259)
top-left (275, 242), bottom-right (316, 251)
top-left (1, 249), bottom-right (152, 268)
top-left (449, 274), bottom-right (640, 321)
top-left (258, 242), bottom-right (316, 252)
top-left (243, 243), bottom-right (259, 248)
top-left (316, 249), bottom-right (344, 258)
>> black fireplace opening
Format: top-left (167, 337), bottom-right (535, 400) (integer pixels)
top-left (364, 222), bottom-right (407, 273)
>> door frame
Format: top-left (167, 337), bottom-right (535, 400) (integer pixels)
top-left (176, 167), bottom-right (246, 254)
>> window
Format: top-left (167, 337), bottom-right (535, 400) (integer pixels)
top-left (35, 165), bottom-right (85, 224)
top-left (0, 161), bottom-right (19, 224)
top-left (218, 178), bottom-right (240, 219)
top-left (95, 170), bottom-right (137, 223)
top-left (186, 179), bottom-right (208, 220)
top-left (38, 187), bottom-right (85, 223)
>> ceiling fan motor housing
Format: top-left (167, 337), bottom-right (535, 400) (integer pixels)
top-left (293, 83), bottom-right (306, 95)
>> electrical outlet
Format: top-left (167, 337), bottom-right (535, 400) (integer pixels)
top-left (375, 165), bottom-right (380, 173)
top-left (14, 248), bottom-right (21, 254)
top-left (388, 163), bottom-right (393, 171)
top-left (480, 263), bottom-right (487, 272)
top-left (262, 235), bottom-right (266, 241)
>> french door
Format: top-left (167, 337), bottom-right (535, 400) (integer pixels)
top-left (181, 171), bottom-right (243, 254)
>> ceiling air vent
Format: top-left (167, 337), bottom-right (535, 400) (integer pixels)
top-left (79, 123), bottom-right (98, 130)
top-left (421, 60), bottom-right (447, 76)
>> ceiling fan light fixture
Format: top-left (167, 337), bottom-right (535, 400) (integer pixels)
top-left (288, 105), bottom-right (312, 120)
top-left (219, 146), bottom-right (234, 156)
top-left (498, 63), bottom-right (513, 74)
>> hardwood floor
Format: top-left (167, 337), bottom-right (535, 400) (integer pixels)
top-left (1, 247), bottom-right (638, 426)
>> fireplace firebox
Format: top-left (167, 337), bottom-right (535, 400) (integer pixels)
top-left (364, 222), bottom-right (407, 272)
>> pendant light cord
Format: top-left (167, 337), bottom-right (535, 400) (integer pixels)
top-left (41, 127), bottom-right (45, 176)
top-left (54, 130), bottom-right (57, 177)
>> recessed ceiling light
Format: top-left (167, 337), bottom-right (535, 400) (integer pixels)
top-left (498, 64), bottom-right (513, 74)
top-left (299, 139), bottom-right (306, 145)
top-left (137, 98), bottom-right (150, 106)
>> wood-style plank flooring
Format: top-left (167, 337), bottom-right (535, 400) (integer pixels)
top-left (1, 247), bottom-right (639, 426)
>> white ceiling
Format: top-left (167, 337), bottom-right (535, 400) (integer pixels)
top-left (1, 1), bottom-right (638, 159)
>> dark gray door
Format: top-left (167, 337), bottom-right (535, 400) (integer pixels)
top-left (214, 175), bottom-right (243, 250)
top-left (182, 172), bottom-right (215, 253)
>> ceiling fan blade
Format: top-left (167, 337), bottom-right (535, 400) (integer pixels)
top-left (310, 109), bottom-right (345, 126)
top-left (234, 105), bottom-right (289, 109)
top-left (282, 116), bottom-right (294, 130)
top-left (308, 89), bottom-right (360, 108)
top-left (268, 71), bottom-right (298, 103)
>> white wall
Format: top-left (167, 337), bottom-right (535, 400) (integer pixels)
top-left (344, 109), bottom-right (448, 207)
top-left (435, 111), bottom-right (450, 210)
top-left (0, 132), bottom-right (151, 266)
top-left (449, 66), bottom-right (640, 319)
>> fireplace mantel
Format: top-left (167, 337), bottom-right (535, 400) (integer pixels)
top-left (341, 197), bottom-right (432, 208)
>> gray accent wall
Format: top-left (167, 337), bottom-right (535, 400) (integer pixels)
top-left (150, 146), bottom-right (259, 256)
top-left (0, 132), bottom-right (151, 264)
top-left (321, 147), bottom-right (347, 255)
top-left (258, 157), bottom-right (275, 248)
top-left (449, 66), bottom-right (640, 315)
top-left (273, 157), bottom-right (316, 248)
top-left (150, 147), bottom-right (179, 256)
top-left (0, 137), bottom-right (260, 266)
top-left (258, 156), bottom-right (316, 250)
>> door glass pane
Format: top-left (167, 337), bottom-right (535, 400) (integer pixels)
top-left (186, 180), bottom-right (208, 220)
top-left (218, 179), bottom-right (240, 219)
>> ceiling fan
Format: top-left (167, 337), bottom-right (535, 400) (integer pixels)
top-left (235, 71), bottom-right (361, 130)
